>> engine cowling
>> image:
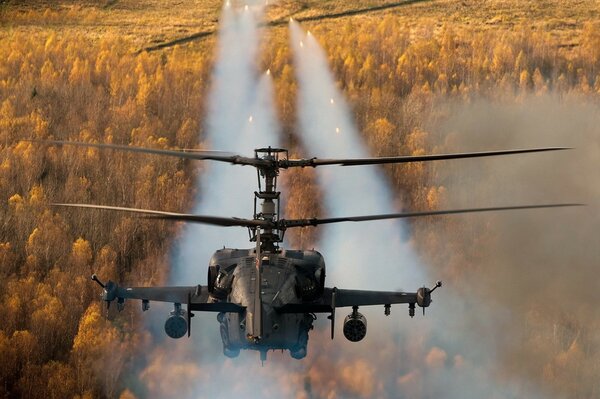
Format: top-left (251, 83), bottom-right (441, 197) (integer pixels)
top-left (295, 266), bottom-right (326, 301)
top-left (164, 315), bottom-right (188, 339)
top-left (213, 271), bottom-right (234, 300)
top-left (343, 312), bottom-right (367, 342)
top-left (207, 265), bottom-right (220, 293)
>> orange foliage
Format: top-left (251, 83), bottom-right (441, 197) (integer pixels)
top-left (0, 12), bottom-right (598, 399)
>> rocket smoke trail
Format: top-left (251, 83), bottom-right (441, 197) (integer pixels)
top-left (138, 3), bottom-right (299, 398)
top-left (288, 21), bottom-right (552, 399)
top-left (288, 22), bottom-right (424, 293)
top-left (171, 2), bottom-right (278, 285)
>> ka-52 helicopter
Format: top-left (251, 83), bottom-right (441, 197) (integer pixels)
top-left (37, 140), bottom-right (580, 361)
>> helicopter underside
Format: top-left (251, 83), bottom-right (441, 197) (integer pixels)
top-left (208, 248), bottom-right (324, 359)
top-left (218, 311), bottom-right (314, 359)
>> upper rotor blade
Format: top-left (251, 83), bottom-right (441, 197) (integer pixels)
top-left (31, 140), bottom-right (267, 167)
top-left (280, 203), bottom-right (584, 228)
top-left (52, 203), bottom-right (269, 228)
top-left (300, 147), bottom-right (572, 167)
top-left (33, 140), bottom-right (571, 169)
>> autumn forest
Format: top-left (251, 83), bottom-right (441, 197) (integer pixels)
top-left (0, 0), bottom-right (599, 398)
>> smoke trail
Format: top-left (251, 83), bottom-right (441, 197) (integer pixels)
top-left (171, 2), bottom-right (272, 286)
top-left (289, 22), bottom-right (555, 399)
top-left (428, 96), bottom-right (600, 397)
top-left (289, 22), bottom-right (425, 289)
top-left (136, 3), bottom-right (304, 399)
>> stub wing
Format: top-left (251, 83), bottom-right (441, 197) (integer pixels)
top-left (327, 288), bottom-right (418, 307)
top-left (95, 276), bottom-right (245, 313)
top-left (91, 275), bottom-right (245, 339)
top-left (116, 285), bottom-right (199, 303)
top-left (276, 284), bottom-right (440, 340)
top-left (276, 287), bottom-right (419, 313)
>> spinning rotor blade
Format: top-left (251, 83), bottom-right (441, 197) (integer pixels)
top-left (52, 203), bottom-right (269, 228)
top-left (31, 140), bottom-right (268, 167)
top-left (280, 203), bottom-right (584, 228)
top-left (32, 140), bottom-right (570, 169)
top-left (302, 147), bottom-right (571, 167)
top-left (53, 203), bottom-right (583, 230)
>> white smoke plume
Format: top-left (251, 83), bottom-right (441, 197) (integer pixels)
top-left (137, 3), bottom-right (305, 399)
top-left (289, 21), bottom-right (425, 289)
top-left (288, 21), bottom-right (556, 399)
top-left (171, 2), bottom-right (276, 286)
top-left (427, 96), bottom-right (600, 397)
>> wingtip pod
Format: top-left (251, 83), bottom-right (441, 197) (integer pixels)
top-left (416, 280), bottom-right (442, 316)
top-left (90, 273), bottom-right (120, 315)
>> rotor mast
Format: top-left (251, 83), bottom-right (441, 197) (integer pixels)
top-left (252, 147), bottom-right (287, 253)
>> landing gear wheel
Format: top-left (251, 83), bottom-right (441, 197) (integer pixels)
top-left (220, 322), bottom-right (239, 358)
top-left (289, 346), bottom-right (307, 359)
top-left (224, 347), bottom-right (240, 358)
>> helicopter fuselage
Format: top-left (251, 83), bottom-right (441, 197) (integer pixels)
top-left (208, 248), bottom-right (325, 359)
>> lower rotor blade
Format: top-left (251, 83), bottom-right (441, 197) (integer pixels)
top-left (52, 203), bottom-right (268, 228)
top-left (281, 203), bottom-right (584, 228)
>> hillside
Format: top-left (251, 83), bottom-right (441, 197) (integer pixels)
top-left (0, 0), bottom-right (599, 398)
top-left (1, 0), bottom-right (598, 50)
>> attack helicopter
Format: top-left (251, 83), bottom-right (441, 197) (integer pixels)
top-left (37, 140), bottom-right (579, 361)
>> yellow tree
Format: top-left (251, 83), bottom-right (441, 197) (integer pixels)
top-left (25, 209), bottom-right (70, 276)
top-left (29, 282), bottom-right (68, 360)
top-left (365, 117), bottom-right (396, 155)
top-left (72, 303), bottom-right (130, 398)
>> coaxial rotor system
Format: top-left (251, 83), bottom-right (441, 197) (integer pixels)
top-left (31, 139), bottom-right (582, 252)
